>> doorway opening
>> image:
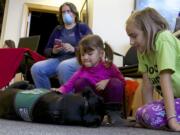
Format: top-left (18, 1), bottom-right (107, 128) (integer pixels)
top-left (29, 11), bottom-right (59, 56)
top-left (21, 3), bottom-right (59, 55)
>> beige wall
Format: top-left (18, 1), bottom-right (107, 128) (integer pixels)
top-left (1, 0), bottom-right (134, 65)
top-left (90, 0), bottom-right (134, 66)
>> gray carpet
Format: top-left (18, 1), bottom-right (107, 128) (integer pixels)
top-left (0, 119), bottom-right (179, 135)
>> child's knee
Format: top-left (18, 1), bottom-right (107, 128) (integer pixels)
top-left (107, 78), bottom-right (125, 90)
top-left (106, 78), bottom-right (125, 100)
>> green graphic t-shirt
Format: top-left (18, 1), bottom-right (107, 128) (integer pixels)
top-left (138, 30), bottom-right (180, 97)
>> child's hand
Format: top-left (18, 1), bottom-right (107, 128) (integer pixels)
top-left (96, 79), bottom-right (109, 91)
top-left (168, 118), bottom-right (180, 131)
top-left (51, 88), bottom-right (60, 92)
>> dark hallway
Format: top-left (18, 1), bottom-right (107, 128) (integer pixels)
top-left (29, 11), bottom-right (59, 56)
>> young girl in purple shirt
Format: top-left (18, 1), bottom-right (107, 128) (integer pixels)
top-left (54, 35), bottom-right (125, 123)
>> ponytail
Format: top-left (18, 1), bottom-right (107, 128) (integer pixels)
top-left (104, 42), bottom-right (113, 67)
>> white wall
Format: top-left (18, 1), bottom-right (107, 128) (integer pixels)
top-left (91, 0), bottom-right (134, 66)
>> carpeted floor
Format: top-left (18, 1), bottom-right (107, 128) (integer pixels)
top-left (0, 119), bottom-right (179, 135)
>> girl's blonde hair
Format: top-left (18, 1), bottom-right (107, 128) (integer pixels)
top-left (76, 34), bottom-right (113, 67)
top-left (126, 7), bottom-right (169, 53)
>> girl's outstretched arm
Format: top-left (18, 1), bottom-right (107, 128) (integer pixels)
top-left (142, 73), bottom-right (154, 104)
top-left (160, 70), bottom-right (180, 131)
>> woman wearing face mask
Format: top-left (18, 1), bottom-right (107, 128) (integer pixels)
top-left (31, 2), bottom-right (92, 89)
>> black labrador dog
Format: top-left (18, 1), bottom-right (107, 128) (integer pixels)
top-left (0, 81), bottom-right (105, 127)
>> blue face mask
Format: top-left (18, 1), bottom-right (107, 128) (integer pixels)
top-left (63, 13), bottom-right (73, 25)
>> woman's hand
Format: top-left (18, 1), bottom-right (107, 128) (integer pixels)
top-left (96, 79), bottom-right (109, 91)
top-left (63, 43), bottom-right (75, 53)
top-left (52, 44), bottom-right (64, 54)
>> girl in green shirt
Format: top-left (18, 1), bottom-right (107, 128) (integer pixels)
top-left (126, 7), bottom-right (180, 131)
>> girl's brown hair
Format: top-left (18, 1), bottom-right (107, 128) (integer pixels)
top-left (58, 2), bottom-right (79, 25)
top-left (126, 7), bottom-right (169, 53)
top-left (76, 35), bottom-right (114, 67)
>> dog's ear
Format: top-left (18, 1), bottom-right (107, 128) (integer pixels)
top-left (81, 87), bottom-right (97, 99)
top-left (81, 87), bottom-right (105, 123)
top-left (82, 87), bottom-right (104, 105)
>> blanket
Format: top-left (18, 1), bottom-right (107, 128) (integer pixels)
top-left (0, 48), bottom-right (45, 89)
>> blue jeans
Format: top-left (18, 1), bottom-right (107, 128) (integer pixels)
top-left (31, 57), bottom-right (80, 89)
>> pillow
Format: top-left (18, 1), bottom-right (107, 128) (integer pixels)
top-left (125, 79), bottom-right (139, 116)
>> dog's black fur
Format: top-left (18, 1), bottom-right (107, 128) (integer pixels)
top-left (7, 81), bottom-right (35, 90)
top-left (0, 81), bottom-right (105, 127)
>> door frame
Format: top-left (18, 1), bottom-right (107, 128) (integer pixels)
top-left (20, 3), bottom-right (59, 37)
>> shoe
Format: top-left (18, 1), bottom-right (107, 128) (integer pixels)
top-left (106, 110), bottom-right (123, 125)
top-left (101, 115), bottom-right (111, 126)
top-left (105, 103), bottom-right (126, 118)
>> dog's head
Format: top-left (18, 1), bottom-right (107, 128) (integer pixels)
top-left (81, 87), bottom-right (105, 127)
top-left (47, 87), bottom-right (105, 127)
top-left (32, 87), bottom-right (105, 127)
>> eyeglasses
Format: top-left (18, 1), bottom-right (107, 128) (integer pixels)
top-left (62, 10), bottom-right (71, 14)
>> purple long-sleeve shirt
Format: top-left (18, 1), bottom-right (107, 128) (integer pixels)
top-left (59, 62), bottom-right (125, 94)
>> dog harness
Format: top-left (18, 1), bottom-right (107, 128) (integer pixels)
top-left (14, 89), bottom-right (49, 121)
